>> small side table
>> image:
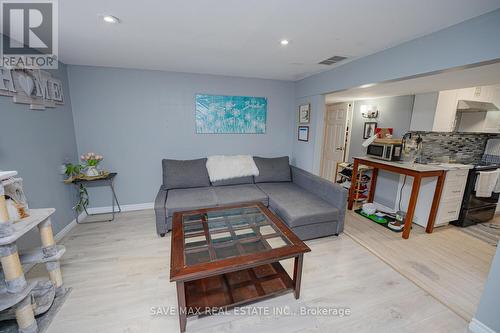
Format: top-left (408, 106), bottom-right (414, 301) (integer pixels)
top-left (72, 173), bottom-right (121, 224)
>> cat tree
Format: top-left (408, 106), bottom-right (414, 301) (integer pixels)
top-left (0, 171), bottom-right (66, 333)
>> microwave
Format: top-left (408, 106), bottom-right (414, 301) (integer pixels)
top-left (367, 143), bottom-right (403, 161)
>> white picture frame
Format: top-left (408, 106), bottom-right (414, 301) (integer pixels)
top-left (299, 104), bottom-right (310, 124)
top-left (298, 126), bottom-right (309, 142)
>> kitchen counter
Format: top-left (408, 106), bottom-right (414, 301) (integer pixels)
top-left (355, 156), bottom-right (473, 172)
top-left (348, 156), bottom-right (448, 239)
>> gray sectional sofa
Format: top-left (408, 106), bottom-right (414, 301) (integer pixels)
top-left (154, 156), bottom-right (347, 240)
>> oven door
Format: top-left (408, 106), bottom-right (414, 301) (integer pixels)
top-left (367, 144), bottom-right (386, 159)
top-left (462, 205), bottom-right (497, 225)
top-left (465, 192), bottom-right (500, 209)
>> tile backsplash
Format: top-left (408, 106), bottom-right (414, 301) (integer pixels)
top-left (410, 131), bottom-right (500, 164)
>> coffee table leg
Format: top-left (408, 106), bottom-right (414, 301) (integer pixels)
top-left (293, 254), bottom-right (304, 299)
top-left (176, 281), bottom-right (187, 332)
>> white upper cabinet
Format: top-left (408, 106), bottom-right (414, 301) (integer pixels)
top-left (432, 90), bottom-right (458, 132)
top-left (491, 86), bottom-right (500, 105)
top-left (410, 85), bottom-right (500, 133)
top-left (409, 92), bottom-right (439, 131)
top-left (456, 86), bottom-right (494, 102)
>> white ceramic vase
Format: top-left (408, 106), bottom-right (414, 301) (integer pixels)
top-left (84, 166), bottom-right (99, 177)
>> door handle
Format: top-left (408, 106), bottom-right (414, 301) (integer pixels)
top-left (336, 147), bottom-right (344, 151)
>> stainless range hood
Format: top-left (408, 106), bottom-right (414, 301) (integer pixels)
top-left (457, 100), bottom-right (499, 112)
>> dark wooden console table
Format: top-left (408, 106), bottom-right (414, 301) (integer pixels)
top-left (348, 157), bottom-right (446, 239)
top-left (170, 202), bottom-right (311, 332)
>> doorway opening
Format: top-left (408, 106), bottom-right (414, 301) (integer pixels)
top-left (319, 102), bottom-right (352, 182)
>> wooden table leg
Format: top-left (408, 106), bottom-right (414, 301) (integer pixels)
top-left (367, 168), bottom-right (378, 203)
top-left (293, 254), bottom-right (304, 299)
top-left (348, 159), bottom-right (359, 210)
top-left (402, 175), bottom-right (421, 239)
top-left (176, 281), bottom-right (187, 333)
top-left (426, 171), bottom-right (446, 234)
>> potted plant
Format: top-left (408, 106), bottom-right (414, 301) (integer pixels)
top-left (64, 163), bottom-right (82, 181)
top-left (63, 163), bottom-right (88, 213)
top-left (80, 152), bottom-right (103, 177)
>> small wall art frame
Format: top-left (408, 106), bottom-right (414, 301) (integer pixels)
top-left (298, 104), bottom-right (310, 124)
top-left (363, 122), bottom-right (378, 139)
top-left (298, 126), bottom-right (309, 142)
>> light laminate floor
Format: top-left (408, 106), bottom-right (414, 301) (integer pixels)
top-left (344, 210), bottom-right (496, 321)
top-left (29, 210), bottom-right (470, 333)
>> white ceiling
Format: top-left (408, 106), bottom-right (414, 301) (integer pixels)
top-left (59, 0), bottom-right (500, 81)
top-left (325, 62), bottom-right (500, 103)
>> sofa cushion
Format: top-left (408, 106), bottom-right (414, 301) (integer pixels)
top-left (213, 184), bottom-right (268, 206)
top-left (162, 158), bottom-right (210, 190)
top-left (253, 156), bottom-right (291, 183)
top-left (257, 183), bottom-right (338, 228)
top-left (165, 187), bottom-right (217, 217)
top-left (211, 176), bottom-right (254, 187)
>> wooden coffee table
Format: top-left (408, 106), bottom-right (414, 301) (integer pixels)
top-left (170, 202), bottom-right (311, 332)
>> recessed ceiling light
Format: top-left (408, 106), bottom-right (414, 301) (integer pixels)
top-left (280, 39), bottom-right (289, 46)
top-left (102, 15), bottom-right (120, 24)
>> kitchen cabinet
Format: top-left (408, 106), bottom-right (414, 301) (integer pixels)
top-left (434, 168), bottom-right (469, 224)
top-left (410, 91), bottom-right (457, 132)
top-left (409, 92), bottom-right (439, 131)
top-left (410, 85), bottom-right (500, 133)
top-left (390, 167), bottom-right (470, 228)
top-left (456, 86), bottom-right (499, 103)
top-left (432, 90), bottom-right (458, 132)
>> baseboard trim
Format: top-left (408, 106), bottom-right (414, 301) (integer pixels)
top-left (55, 211), bottom-right (86, 242)
top-left (53, 203), bottom-right (153, 241)
top-left (86, 202), bottom-right (154, 215)
top-left (469, 318), bottom-right (496, 333)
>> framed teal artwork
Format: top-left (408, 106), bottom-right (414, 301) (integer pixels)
top-left (195, 94), bottom-right (267, 134)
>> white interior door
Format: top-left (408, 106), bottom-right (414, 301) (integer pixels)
top-left (320, 103), bottom-right (349, 181)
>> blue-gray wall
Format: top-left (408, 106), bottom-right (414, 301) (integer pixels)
top-left (348, 96), bottom-right (414, 161)
top-left (67, 66), bottom-right (295, 208)
top-left (292, 9), bottom-right (500, 173)
top-left (473, 244), bottom-right (500, 332)
top-left (291, 94), bottom-right (325, 173)
top-left (349, 96), bottom-right (414, 209)
top-left (0, 63), bottom-right (78, 240)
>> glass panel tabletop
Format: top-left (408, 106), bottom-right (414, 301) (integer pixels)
top-left (182, 205), bottom-right (292, 266)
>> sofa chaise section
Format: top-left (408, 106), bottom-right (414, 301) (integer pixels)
top-left (253, 157), bottom-right (347, 240)
top-left (256, 183), bottom-right (340, 239)
top-left (291, 165), bottom-right (347, 237)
